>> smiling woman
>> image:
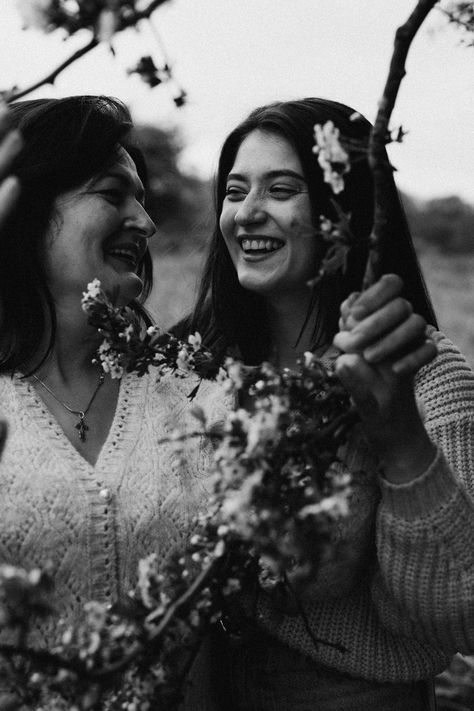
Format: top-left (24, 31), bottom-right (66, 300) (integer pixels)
top-left (44, 147), bottom-right (154, 312)
top-left (220, 130), bottom-right (320, 301)
top-left (0, 96), bottom-right (224, 698)
top-left (178, 97), bottom-right (474, 711)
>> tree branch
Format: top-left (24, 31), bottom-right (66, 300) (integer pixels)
top-left (363, 0), bottom-right (439, 288)
top-left (8, 38), bottom-right (98, 101)
top-left (6, 0), bottom-right (171, 102)
top-left (92, 555), bottom-right (223, 681)
top-left (0, 555), bottom-right (223, 691)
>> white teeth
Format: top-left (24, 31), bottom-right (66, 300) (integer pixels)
top-left (108, 248), bottom-right (137, 264)
top-left (240, 238), bottom-right (283, 253)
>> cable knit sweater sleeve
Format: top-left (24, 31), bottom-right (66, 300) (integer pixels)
top-left (374, 330), bottom-right (474, 653)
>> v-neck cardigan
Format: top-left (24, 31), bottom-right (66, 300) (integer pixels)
top-left (0, 369), bottom-right (225, 647)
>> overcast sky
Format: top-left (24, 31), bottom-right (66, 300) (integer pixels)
top-left (1, 0), bottom-right (473, 202)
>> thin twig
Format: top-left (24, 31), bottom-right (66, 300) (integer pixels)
top-left (1, 556), bottom-right (223, 687)
top-left (363, 0), bottom-right (439, 289)
top-left (6, 0), bottom-right (170, 102)
top-left (8, 38), bottom-right (98, 101)
top-left (91, 556), bottom-right (224, 680)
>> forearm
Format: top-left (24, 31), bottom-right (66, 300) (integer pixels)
top-left (374, 337), bottom-right (474, 652)
top-left (376, 446), bottom-right (474, 652)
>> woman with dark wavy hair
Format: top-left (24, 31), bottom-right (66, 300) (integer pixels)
top-left (0, 96), bottom-right (218, 653)
top-left (182, 98), bottom-right (474, 710)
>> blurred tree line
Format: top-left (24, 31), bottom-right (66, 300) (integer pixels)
top-left (135, 124), bottom-right (213, 256)
top-left (403, 192), bottom-right (474, 253)
top-left (136, 123), bottom-right (474, 255)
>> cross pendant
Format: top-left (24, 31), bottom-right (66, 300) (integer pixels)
top-left (75, 415), bottom-right (89, 442)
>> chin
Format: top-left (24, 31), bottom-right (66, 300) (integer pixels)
top-left (238, 274), bottom-right (278, 295)
top-left (113, 274), bottom-right (144, 308)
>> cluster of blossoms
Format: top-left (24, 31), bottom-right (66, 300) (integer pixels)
top-left (81, 279), bottom-right (221, 387)
top-left (307, 208), bottom-right (354, 288)
top-left (0, 285), bottom-right (357, 709)
top-left (0, 119), bottom-right (360, 708)
top-left (16, 0), bottom-right (136, 39)
top-left (198, 355), bottom-right (356, 583)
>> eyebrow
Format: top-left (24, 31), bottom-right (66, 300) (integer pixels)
top-left (226, 169), bottom-right (306, 183)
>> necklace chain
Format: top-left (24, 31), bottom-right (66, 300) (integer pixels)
top-left (32, 371), bottom-right (106, 442)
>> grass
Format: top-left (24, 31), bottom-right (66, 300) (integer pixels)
top-left (417, 249), bottom-right (474, 368)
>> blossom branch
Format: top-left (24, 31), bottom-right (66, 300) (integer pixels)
top-left (93, 556), bottom-right (223, 681)
top-left (363, 0), bottom-right (439, 288)
top-left (8, 37), bottom-right (98, 101)
top-left (5, 0), bottom-right (171, 102)
top-left (439, 2), bottom-right (474, 35)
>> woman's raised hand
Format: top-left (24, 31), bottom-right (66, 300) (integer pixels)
top-left (335, 274), bottom-right (436, 375)
top-left (333, 274), bottom-right (438, 484)
top-left (0, 102), bottom-right (22, 228)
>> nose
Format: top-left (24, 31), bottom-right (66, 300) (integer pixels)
top-left (124, 200), bottom-right (156, 240)
top-left (234, 192), bottom-right (267, 226)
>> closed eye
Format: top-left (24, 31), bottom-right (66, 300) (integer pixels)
top-left (99, 189), bottom-right (125, 205)
top-left (225, 186), bottom-right (248, 201)
top-left (269, 185), bottom-right (302, 199)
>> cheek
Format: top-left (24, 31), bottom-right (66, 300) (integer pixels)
top-left (288, 205), bottom-right (314, 234)
top-left (219, 203), bottom-right (236, 237)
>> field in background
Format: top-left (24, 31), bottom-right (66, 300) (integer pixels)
top-left (147, 243), bottom-right (474, 368)
top-left (418, 249), bottom-right (474, 368)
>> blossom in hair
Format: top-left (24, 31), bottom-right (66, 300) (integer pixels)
top-left (313, 120), bottom-right (350, 194)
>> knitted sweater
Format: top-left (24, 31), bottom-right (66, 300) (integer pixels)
top-left (1, 332), bottom-right (474, 688)
top-left (238, 330), bottom-right (474, 682)
top-left (0, 369), bottom-right (222, 647)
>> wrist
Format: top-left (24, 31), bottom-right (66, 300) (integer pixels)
top-left (380, 430), bottom-right (437, 484)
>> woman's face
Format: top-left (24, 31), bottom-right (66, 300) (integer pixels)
top-left (220, 129), bottom-right (321, 298)
top-left (44, 147), bottom-right (156, 309)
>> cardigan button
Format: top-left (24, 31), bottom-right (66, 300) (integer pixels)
top-left (99, 488), bottom-right (111, 501)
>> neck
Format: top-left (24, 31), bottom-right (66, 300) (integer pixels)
top-left (31, 307), bottom-right (102, 386)
top-left (265, 289), bottom-right (322, 370)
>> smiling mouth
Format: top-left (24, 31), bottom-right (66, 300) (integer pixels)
top-left (105, 243), bottom-right (142, 270)
top-left (239, 237), bottom-right (284, 254)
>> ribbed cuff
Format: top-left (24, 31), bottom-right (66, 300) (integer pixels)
top-left (380, 447), bottom-right (460, 521)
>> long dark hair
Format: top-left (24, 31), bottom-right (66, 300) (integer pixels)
top-left (182, 98), bottom-right (436, 364)
top-left (0, 95), bottom-right (153, 374)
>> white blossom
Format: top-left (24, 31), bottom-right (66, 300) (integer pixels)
top-left (81, 278), bottom-right (103, 309)
top-left (188, 332), bottom-right (202, 352)
top-left (313, 120), bottom-right (350, 194)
